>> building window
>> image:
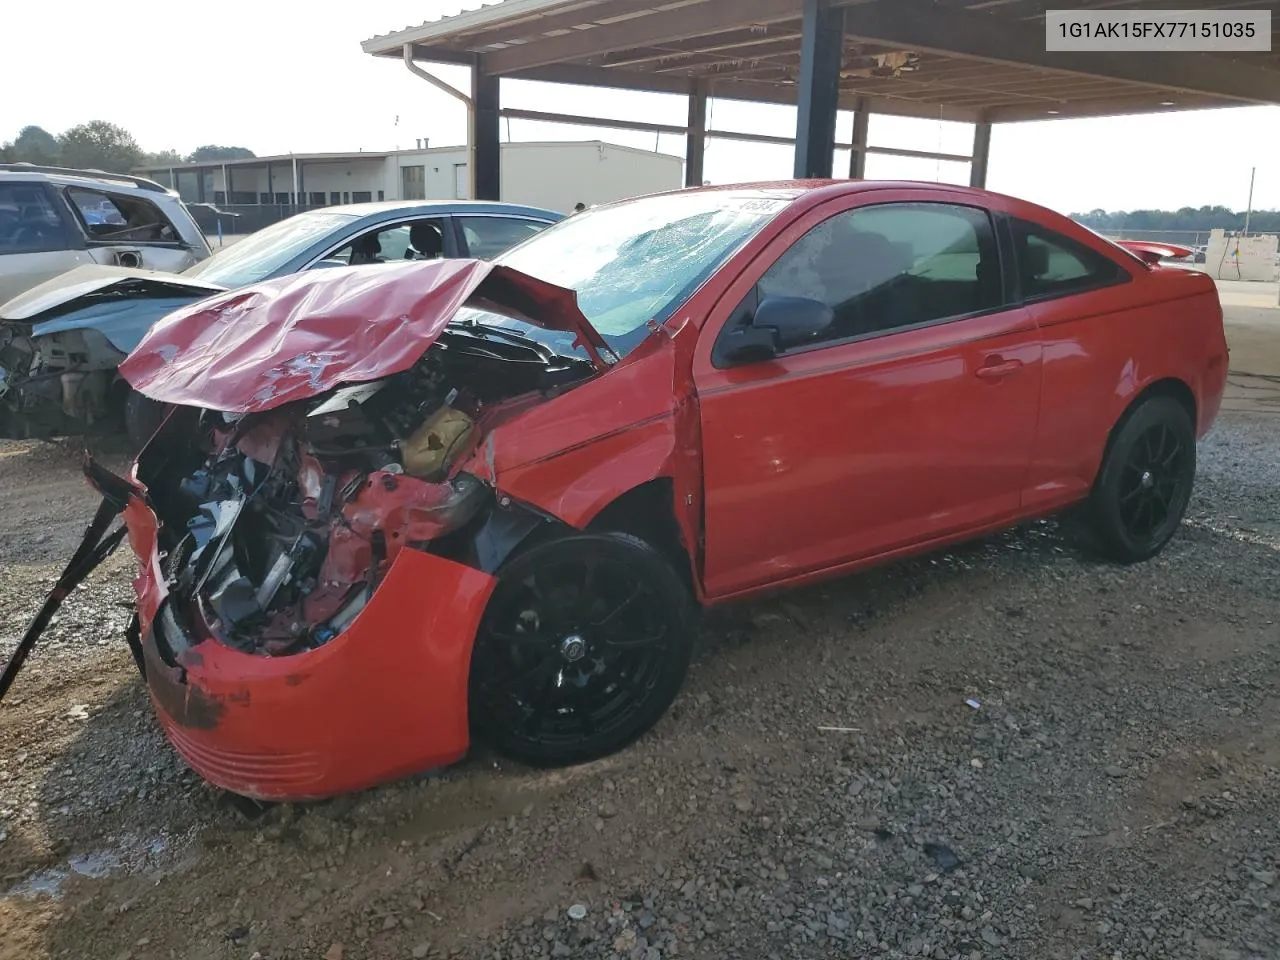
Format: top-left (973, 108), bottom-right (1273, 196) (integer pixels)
top-left (377, 190), bottom-right (385, 201)
top-left (274, 192), bottom-right (290, 205)
top-left (342, 192), bottom-right (349, 204)
top-left (330, 191), bottom-right (341, 205)
top-left (309, 192), bottom-right (326, 206)
top-left (259, 192), bottom-right (271, 205)
top-left (401, 165), bottom-right (425, 201)
top-left (214, 191), bottom-right (226, 205)
top-left (352, 191), bottom-right (372, 203)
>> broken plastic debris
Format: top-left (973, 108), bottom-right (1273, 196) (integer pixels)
top-left (816, 725), bottom-right (862, 733)
top-left (568, 904), bottom-right (588, 921)
top-left (965, 699), bottom-right (982, 710)
top-left (65, 704), bottom-right (89, 721)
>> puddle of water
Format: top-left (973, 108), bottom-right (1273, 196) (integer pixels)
top-left (3, 832), bottom-right (180, 901)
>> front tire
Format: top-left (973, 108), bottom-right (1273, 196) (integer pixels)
top-left (468, 531), bottom-right (695, 767)
top-left (1086, 395), bottom-right (1196, 563)
top-left (123, 389), bottom-right (167, 451)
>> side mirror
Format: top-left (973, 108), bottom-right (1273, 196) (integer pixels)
top-left (721, 295), bottom-right (834, 365)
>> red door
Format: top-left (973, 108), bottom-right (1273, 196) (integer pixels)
top-left (693, 194), bottom-right (1042, 600)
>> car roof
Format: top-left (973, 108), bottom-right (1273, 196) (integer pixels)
top-left (321, 199), bottom-right (562, 220)
top-left (604, 178), bottom-right (1095, 236)
top-left (0, 163), bottom-right (176, 196)
top-left (645, 178), bottom-right (1016, 204)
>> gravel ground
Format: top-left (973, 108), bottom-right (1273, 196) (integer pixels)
top-left (1, 406), bottom-right (1277, 960)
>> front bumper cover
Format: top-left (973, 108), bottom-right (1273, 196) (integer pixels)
top-left (129, 494), bottom-right (497, 801)
top-left (2, 458), bottom-right (498, 802)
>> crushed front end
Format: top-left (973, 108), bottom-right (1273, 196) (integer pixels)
top-left (113, 323), bottom-right (595, 800)
top-left (0, 320), bottom-right (126, 438)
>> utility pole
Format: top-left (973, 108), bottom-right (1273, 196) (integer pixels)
top-left (1243, 166), bottom-right (1256, 237)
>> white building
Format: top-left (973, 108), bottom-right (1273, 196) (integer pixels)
top-left (137, 141), bottom-right (684, 215)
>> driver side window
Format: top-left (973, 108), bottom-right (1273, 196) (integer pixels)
top-left (743, 201), bottom-right (1004, 353)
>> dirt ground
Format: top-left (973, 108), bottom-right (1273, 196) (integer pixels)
top-left (0, 290), bottom-right (1277, 960)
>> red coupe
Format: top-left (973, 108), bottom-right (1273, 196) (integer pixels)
top-left (5, 181), bottom-right (1228, 800)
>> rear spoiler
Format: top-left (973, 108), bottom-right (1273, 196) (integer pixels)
top-left (1115, 240), bottom-right (1195, 265)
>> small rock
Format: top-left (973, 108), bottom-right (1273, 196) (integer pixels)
top-left (922, 843), bottom-right (961, 873)
top-left (1104, 765), bottom-right (1127, 779)
top-left (846, 779), bottom-right (866, 797)
top-left (412, 944), bottom-right (432, 959)
top-left (66, 704), bottom-right (90, 721)
top-left (323, 944), bottom-right (343, 960)
top-left (614, 928), bottom-right (637, 952)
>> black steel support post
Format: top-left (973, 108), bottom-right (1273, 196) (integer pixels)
top-left (970, 120), bottom-right (992, 189)
top-left (794, 0), bottom-right (845, 179)
top-left (849, 97), bottom-right (870, 179)
top-left (472, 64), bottom-right (502, 200)
top-left (686, 79), bottom-right (708, 187)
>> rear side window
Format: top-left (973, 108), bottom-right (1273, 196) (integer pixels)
top-left (66, 187), bottom-right (181, 245)
top-left (459, 216), bottom-right (548, 260)
top-left (1012, 218), bottom-right (1126, 301)
top-left (0, 182), bottom-right (71, 254)
top-left (755, 201), bottom-right (1005, 346)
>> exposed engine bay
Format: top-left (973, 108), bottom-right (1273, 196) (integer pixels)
top-left (141, 325), bottom-right (594, 657)
top-left (0, 323), bottom-right (126, 438)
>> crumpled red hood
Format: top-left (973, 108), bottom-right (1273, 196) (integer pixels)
top-left (120, 259), bottom-right (612, 413)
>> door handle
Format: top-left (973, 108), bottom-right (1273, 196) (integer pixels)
top-left (975, 357), bottom-right (1023, 380)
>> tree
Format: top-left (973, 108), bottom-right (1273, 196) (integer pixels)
top-left (4, 125), bottom-right (61, 165)
top-left (187, 145), bottom-right (255, 162)
top-left (57, 121), bottom-right (143, 173)
top-left (144, 148), bottom-right (184, 167)
top-left (1072, 206), bottom-right (1280, 236)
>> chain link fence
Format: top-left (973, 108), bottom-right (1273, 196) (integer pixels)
top-left (191, 203), bottom-right (329, 242)
top-left (1092, 228), bottom-right (1212, 247)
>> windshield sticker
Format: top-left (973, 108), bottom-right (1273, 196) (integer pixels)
top-left (728, 198), bottom-right (791, 216)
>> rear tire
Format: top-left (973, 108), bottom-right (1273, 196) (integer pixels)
top-left (468, 531), bottom-right (695, 767)
top-left (1086, 396), bottom-right (1196, 563)
top-left (123, 389), bottom-right (167, 451)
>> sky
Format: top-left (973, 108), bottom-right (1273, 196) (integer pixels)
top-left (3, 0), bottom-right (1278, 216)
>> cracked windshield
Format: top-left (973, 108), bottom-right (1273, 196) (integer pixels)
top-left (479, 190), bottom-right (797, 358)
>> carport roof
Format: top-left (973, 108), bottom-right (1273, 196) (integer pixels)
top-left (363, 0), bottom-right (1280, 123)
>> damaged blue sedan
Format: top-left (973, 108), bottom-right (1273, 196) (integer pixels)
top-left (0, 200), bottom-right (560, 443)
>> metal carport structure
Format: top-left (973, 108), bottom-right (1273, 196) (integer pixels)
top-left (362, 0), bottom-right (1280, 200)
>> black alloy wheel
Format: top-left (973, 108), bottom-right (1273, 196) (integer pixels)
top-left (1088, 395), bottom-right (1196, 564)
top-left (468, 531), bottom-right (694, 767)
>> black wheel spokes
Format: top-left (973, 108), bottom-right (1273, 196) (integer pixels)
top-left (1118, 424), bottom-right (1187, 542)
top-left (476, 551), bottom-right (674, 748)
